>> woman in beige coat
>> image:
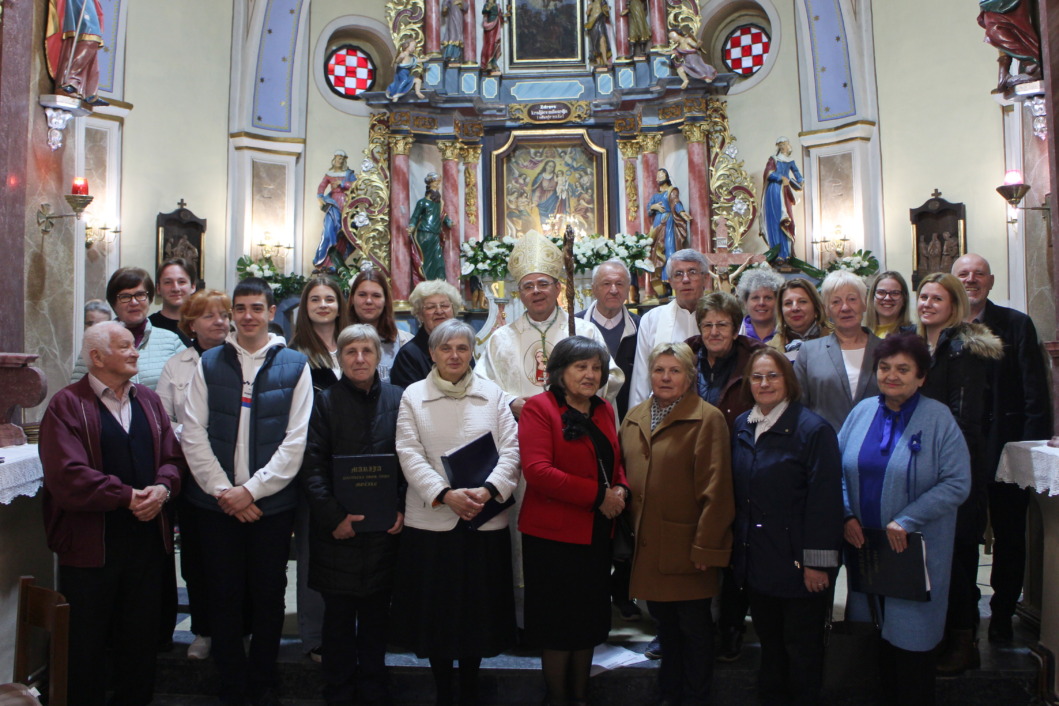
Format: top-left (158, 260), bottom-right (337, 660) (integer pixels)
top-left (620, 341), bottom-right (735, 706)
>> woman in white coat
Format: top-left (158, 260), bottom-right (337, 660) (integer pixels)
top-left (391, 319), bottom-right (521, 706)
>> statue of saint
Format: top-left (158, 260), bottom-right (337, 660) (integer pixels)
top-left (622, 0), bottom-right (650, 57)
top-left (386, 39), bottom-right (426, 101)
top-left (45, 0), bottom-right (108, 105)
top-left (585, 0), bottom-right (613, 68)
top-left (664, 30), bottom-right (717, 89)
top-left (978, 0), bottom-right (1041, 91)
top-left (761, 137), bottom-right (803, 262)
top-left (409, 173), bottom-right (452, 284)
top-left (313, 151), bottom-right (356, 268)
top-left (646, 169), bottom-right (690, 295)
top-left (480, 0), bottom-right (504, 73)
top-left (441, 0), bottom-right (465, 64)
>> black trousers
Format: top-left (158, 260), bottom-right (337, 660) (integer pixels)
top-left (611, 558), bottom-right (633, 604)
top-left (646, 598), bottom-right (714, 706)
top-left (199, 508), bottom-right (295, 701)
top-left (718, 566), bottom-right (750, 633)
top-left (947, 490), bottom-right (988, 631)
top-left (60, 516), bottom-right (167, 706)
top-left (177, 496), bottom-right (211, 636)
top-left (988, 481), bottom-right (1031, 619)
top-left (880, 639), bottom-right (937, 706)
top-left (320, 590), bottom-right (392, 704)
top-left (747, 591), bottom-right (828, 706)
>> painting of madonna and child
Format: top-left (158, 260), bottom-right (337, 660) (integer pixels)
top-left (495, 131), bottom-right (608, 239)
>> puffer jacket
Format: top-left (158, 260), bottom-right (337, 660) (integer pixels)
top-left (921, 322), bottom-right (1004, 491)
top-left (72, 320), bottom-right (187, 390)
top-left (299, 374), bottom-right (405, 596)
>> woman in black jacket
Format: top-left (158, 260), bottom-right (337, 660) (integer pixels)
top-left (730, 348), bottom-right (843, 704)
top-left (916, 273), bottom-right (1003, 675)
top-left (299, 323), bottom-right (406, 706)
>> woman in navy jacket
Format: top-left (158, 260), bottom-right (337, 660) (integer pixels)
top-left (519, 336), bottom-right (629, 706)
top-left (731, 348), bottom-right (844, 705)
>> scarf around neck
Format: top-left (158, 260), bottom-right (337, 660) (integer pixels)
top-left (430, 365), bottom-right (475, 399)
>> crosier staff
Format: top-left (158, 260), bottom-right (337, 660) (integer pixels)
top-left (563, 225), bottom-right (576, 336)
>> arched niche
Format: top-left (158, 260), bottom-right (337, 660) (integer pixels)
top-left (312, 15), bottom-right (396, 118)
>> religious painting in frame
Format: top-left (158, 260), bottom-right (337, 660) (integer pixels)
top-left (156, 204), bottom-right (207, 284)
top-left (909, 191), bottom-right (966, 290)
top-left (509, 0), bottom-right (585, 68)
top-left (492, 129), bottom-right (609, 239)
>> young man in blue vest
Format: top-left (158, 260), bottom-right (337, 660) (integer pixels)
top-left (181, 277), bottom-right (312, 706)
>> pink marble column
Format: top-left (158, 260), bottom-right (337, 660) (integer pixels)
top-left (463, 0), bottom-right (478, 63)
top-left (389, 135), bottom-right (414, 301)
top-left (425, 0), bottom-right (442, 56)
top-left (681, 123), bottom-right (712, 254)
top-left (614, 0), bottom-right (631, 60)
top-left (438, 141), bottom-right (463, 284)
top-left (648, 0), bottom-right (668, 49)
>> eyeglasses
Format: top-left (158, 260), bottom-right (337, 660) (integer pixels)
top-left (699, 321), bottom-right (732, 331)
top-left (115, 291), bottom-right (150, 304)
top-left (422, 302), bottom-right (453, 312)
top-left (519, 279), bottom-right (556, 293)
top-left (875, 289), bottom-right (903, 300)
top-left (750, 372), bottom-right (782, 385)
top-left (671, 269), bottom-right (702, 281)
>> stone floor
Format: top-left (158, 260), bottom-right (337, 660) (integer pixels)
top-left (152, 555), bottom-right (1040, 705)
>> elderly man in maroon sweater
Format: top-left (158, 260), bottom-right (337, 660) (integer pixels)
top-left (40, 321), bottom-right (185, 706)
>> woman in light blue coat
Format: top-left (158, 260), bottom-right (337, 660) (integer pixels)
top-left (838, 333), bottom-right (970, 706)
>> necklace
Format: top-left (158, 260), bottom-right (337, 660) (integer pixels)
top-left (525, 308), bottom-right (560, 366)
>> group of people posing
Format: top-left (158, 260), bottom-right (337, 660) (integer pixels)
top-left (40, 233), bottom-right (1048, 706)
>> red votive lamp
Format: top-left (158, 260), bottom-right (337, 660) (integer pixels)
top-left (71, 177), bottom-right (89, 195)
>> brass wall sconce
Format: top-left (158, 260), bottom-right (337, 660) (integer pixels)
top-left (85, 222), bottom-right (120, 249)
top-left (37, 177), bottom-right (94, 234)
top-left (997, 170), bottom-right (1050, 224)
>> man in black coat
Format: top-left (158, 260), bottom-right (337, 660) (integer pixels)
top-left (952, 253), bottom-right (1052, 643)
top-left (577, 258), bottom-right (642, 624)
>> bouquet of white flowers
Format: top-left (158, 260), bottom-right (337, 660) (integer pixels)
top-left (236, 255), bottom-right (308, 300)
top-left (825, 249), bottom-right (879, 278)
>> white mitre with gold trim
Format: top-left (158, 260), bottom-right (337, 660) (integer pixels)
top-left (507, 230), bottom-right (564, 283)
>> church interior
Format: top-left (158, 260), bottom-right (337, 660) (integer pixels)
top-left (2, 0), bottom-right (1059, 702)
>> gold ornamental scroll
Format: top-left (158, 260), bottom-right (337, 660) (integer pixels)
top-left (704, 97), bottom-right (758, 250)
top-left (461, 143), bottom-right (482, 226)
top-left (616, 138), bottom-right (642, 223)
top-left (665, 0), bottom-right (701, 38)
top-left (343, 113), bottom-right (393, 275)
top-left (639, 132), bottom-right (663, 155)
top-left (387, 0), bottom-right (426, 57)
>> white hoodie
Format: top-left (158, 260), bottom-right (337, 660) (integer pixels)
top-left (181, 332), bottom-right (313, 502)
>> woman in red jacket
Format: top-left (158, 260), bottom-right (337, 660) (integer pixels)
top-left (519, 336), bottom-right (629, 706)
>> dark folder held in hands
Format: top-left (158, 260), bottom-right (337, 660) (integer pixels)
top-left (845, 527), bottom-right (930, 602)
top-left (440, 432), bottom-right (514, 529)
top-left (331, 453), bottom-right (399, 533)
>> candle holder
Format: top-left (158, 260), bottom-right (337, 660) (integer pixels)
top-left (36, 194), bottom-right (95, 235)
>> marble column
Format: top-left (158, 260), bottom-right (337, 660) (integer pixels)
top-left (461, 144), bottom-right (482, 242)
top-left (680, 122), bottom-right (712, 254)
top-left (616, 138), bottom-right (642, 234)
top-left (389, 135), bottom-right (415, 302)
top-left (425, 0), bottom-right (442, 56)
top-left (438, 141), bottom-right (463, 285)
top-left (463, 0), bottom-right (478, 63)
top-left (648, 0), bottom-right (668, 49)
top-left (613, 0), bottom-right (631, 60)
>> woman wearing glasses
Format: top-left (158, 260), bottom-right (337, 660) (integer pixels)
top-left (731, 348), bottom-right (843, 704)
top-left (684, 290), bottom-right (763, 661)
top-left (866, 271), bottom-right (912, 339)
top-left (72, 267), bottom-right (187, 389)
top-left (390, 280), bottom-right (465, 388)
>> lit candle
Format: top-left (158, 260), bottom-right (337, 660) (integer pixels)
top-left (1003, 170), bottom-right (1024, 186)
top-left (71, 177), bottom-right (89, 195)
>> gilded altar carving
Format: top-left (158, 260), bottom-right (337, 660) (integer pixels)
top-left (614, 115), bottom-right (641, 135)
top-left (684, 96), bottom-right (707, 116)
top-left (665, 0), bottom-right (701, 38)
top-left (438, 140), bottom-right (463, 161)
top-left (344, 113), bottom-right (393, 274)
top-left (412, 115), bottom-right (439, 132)
top-left (658, 104), bottom-right (684, 123)
top-left (390, 111), bottom-right (412, 129)
top-left (616, 139), bottom-right (641, 223)
top-left (638, 132), bottom-right (663, 154)
top-left (705, 97), bottom-right (758, 250)
top-left (386, 0), bottom-right (426, 57)
top-left (454, 118), bottom-right (484, 140)
top-left (461, 144), bottom-right (482, 226)
top-left (389, 134), bottom-right (415, 156)
top-left (508, 101), bottom-right (591, 125)
top-left (679, 122), bottom-right (708, 143)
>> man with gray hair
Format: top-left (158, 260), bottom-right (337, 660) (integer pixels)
top-left (40, 321), bottom-right (185, 705)
top-left (576, 259), bottom-right (640, 421)
top-left (628, 249), bottom-right (709, 408)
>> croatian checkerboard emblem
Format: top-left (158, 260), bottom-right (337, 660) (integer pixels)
top-left (326, 45), bottom-right (375, 98)
top-left (722, 25), bottom-right (770, 77)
